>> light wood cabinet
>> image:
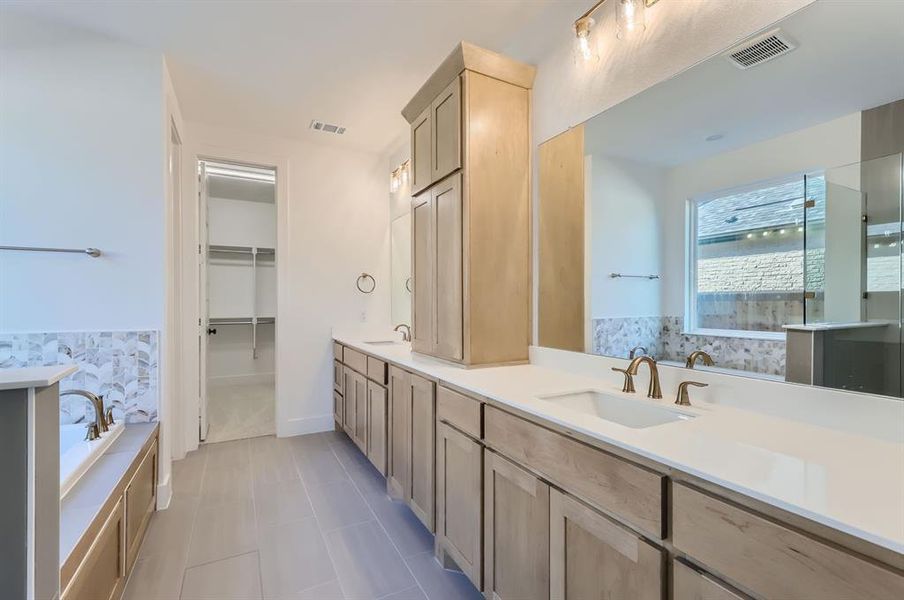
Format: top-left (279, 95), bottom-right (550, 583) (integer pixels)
top-left (333, 390), bottom-right (342, 426)
top-left (403, 43), bottom-right (535, 366)
top-left (437, 385), bottom-right (482, 438)
top-left (333, 360), bottom-right (343, 393)
top-left (435, 422), bottom-right (482, 589)
top-left (549, 488), bottom-right (663, 600)
top-left (343, 367), bottom-right (367, 452)
top-left (124, 441), bottom-right (157, 574)
top-left (387, 366), bottom-right (410, 500)
top-left (342, 367), bottom-right (355, 434)
top-left (62, 498), bottom-right (125, 600)
top-left (409, 372), bottom-right (436, 531)
top-left (366, 381), bottom-right (387, 475)
top-left (673, 560), bottom-right (746, 600)
top-left (484, 450), bottom-right (549, 600)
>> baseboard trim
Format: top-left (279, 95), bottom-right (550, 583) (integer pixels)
top-left (208, 373), bottom-right (275, 387)
top-left (278, 414), bottom-right (335, 438)
top-left (156, 472), bottom-right (172, 510)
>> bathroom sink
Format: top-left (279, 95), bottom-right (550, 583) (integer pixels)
top-left (536, 390), bottom-right (695, 429)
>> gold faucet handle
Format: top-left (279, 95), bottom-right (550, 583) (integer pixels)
top-left (105, 406), bottom-right (115, 427)
top-left (611, 367), bottom-right (636, 393)
top-left (676, 381), bottom-right (708, 406)
top-left (84, 422), bottom-right (100, 441)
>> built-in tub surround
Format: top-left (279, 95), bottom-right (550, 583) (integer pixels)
top-left (0, 330), bottom-right (158, 423)
top-left (333, 333), bottom-right (904, 555)
top-left (60, 421), bottom-right (124, 497)
top-left (592, 315), bottom-right (786, 376)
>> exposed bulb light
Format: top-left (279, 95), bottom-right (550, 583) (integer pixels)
top-left (779, 229), bottom-right (787, 235)
top-left (574, 17), bottom-right (599, 64)
top-left (400, 160), bottom-right (410, 187)
top-left (762, 231), bottom-right (770, 237)
top-left (390, 168), bottom-right (400, 193)
top-left (798, 227), bottom-right (804, 232)
top-left (616, 0), bottom-right (646, 40)
top-left (746, 233), bottom-right (754, 239)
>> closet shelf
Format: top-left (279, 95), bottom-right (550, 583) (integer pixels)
top-left (209, 244), bottom-right (275, 255)
top-left (209, 316), bottom-right (276, 325)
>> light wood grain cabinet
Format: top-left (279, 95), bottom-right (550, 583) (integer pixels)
top-left (409, 372), bottom-right (436, 531)
top-left (436, 421), bottom-right (482, 589)
top-left (343, 367), bottom-right (367, 452)
top-left (124, 441), bottom-right (157, 574)
top-left (673, 560), bottom-right (746, 600)
top-left (342, 367), bottom-right (355, 434)
top-left (387, 366), bottom-right (410, 500)
top-left (333, 359), bottom-right (343, 393)
top-left (404, 43), bottom-right (534, 366)
top-left (333, 390), bottom-right (343, 426)
top-left (549, 488), bottom-right (663, 600)
top-left (366, 381), bottom-right (387, 475)
top-left (672, 483), bottom-right (904, 600)
top-left (484, 450), bottom-right (549, 600)
top-left (62, 499), bottom-right (125, 600)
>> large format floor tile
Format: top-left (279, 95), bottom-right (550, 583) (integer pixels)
top-left (123, 430), bottom-right (482, 600)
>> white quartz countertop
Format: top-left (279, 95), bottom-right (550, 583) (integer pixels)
top-left (334, 334), bottom-right (904, 555)
top-left (0, 365), bottom-right (77, 390)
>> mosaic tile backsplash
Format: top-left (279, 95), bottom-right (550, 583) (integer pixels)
top-left (0, 331), bottom-right (158, 424)
top-left (592, 316), bottom-right (786, 376)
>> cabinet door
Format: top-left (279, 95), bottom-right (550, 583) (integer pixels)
top-left (411, 106), bottom-right (432, 195)
top-left (436, 422), bottom-right (482, 589)
top-left (387, 366), bottom-right (411, 500)
top-left (549, 488), bottom-right (663, 600)
top-left (411, 194), bottom-right (434, 354)
top-left (353, 371), bottom-right (368, 453)
top-left (333, 359), bottom-right (343, 393)
top-left (333, 390), bottom-right (343, 426)
top-left (343, 367), bottom-right (355, 433)
top-left (125, 441), bottom-right (158, 574)
top-left (409, 372), bottom-right (436, 531)
top-left (673, 560), bottom-right (746, 600)
top-left (432, 173), bottom-right (463, 361)
top-left (431, 77), bottom-right (462, 182)
top-left (484, 451), bottom-right (549, 600)
top-left (62, 498), bottom-right (125, 600)
top-left (367, 381), bottom-right (388, 475)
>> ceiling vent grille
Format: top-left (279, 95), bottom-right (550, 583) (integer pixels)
top-left (725, 29), bottom-right (795, 69)
top-left (309, 120), bottom-right (346, 135)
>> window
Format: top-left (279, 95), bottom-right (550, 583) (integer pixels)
top-left (687, 173), bottom-right (824, 337)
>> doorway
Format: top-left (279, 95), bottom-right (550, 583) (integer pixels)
top-left (198, 159), bottom-right (278, 443)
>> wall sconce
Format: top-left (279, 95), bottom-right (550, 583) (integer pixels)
top-left (574, 0), bottom-right (659, 62)
top-left (390, 168), bottom-right (401, 193)
top-left (389, 160), bottom-right (411, 193)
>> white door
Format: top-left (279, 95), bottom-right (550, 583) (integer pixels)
top-left (198, 161), bottom-right (210, 441)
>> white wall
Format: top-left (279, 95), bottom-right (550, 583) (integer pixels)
top-left (661, 112), bottom-right (862, 316)
top-left (208, 197), bottom-right (277, 248)
top-left (0, 14), bottom-right (166, 332)
top-left (181, 122), bottom-right (390, 449)
top-left (589, 155), bottom-right (667, 319)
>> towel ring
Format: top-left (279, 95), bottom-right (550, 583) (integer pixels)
top-left (356, 272), bottom-right (376, 294)
top-left (405, 277), bottom-right (412, 293)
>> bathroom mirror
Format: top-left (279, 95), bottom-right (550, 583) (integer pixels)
top-left (391, 212), bottom-right (412, 327)
top-left (538, 1), bottom-right (904, 398)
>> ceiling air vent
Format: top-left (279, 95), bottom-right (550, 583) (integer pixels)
top-left (309, 120), bottom-right (346, 135)
top-left (725, 29), bottom-right (796, 70)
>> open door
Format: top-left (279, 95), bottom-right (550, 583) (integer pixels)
top-left (198, 161), bottom-right (210, 441)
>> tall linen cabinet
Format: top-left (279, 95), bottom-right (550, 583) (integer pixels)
top-left (404, 42), bottom-right (535, 366)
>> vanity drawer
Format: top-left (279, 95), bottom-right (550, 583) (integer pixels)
top-left (484, 405), bottom-right (663, 538)
top-left (367, 356), bottom-right (388, 385)
top-left (437, 385), bottom-right (482, 439)
top-left (343, 347), bottom-right (367, 373)
top-left (333, 342), bottom-right (343, 360)
top-left (672, 483), bottom-right (904, 600)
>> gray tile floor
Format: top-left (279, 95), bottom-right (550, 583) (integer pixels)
top-left (123, 431), bottom-right (482, 600)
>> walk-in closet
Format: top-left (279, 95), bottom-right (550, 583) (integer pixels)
top-left (200, 160), bottom-right (277, 443)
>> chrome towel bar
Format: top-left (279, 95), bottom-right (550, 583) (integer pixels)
top-left (609, 272), bottom-right (660, 280)
top-left (0, 245), bottom-right (101, 257)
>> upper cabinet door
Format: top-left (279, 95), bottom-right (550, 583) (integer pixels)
top-left (432, 173), bottom-right (463, 361)
top-left (411, 107), bottom-right (433, 195)
top-left (431, 77), bottom-right (462, 183)
top-left (411, 194), bottom-right (434, 354)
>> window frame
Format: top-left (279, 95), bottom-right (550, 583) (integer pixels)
top-left (684, 170), bottom-right (820, 340)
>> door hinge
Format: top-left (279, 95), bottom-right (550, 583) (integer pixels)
top-left (862, 214), bottom-right (868, 223)
top-left (803, 291), bottom-right (816, 300)
top-left (862, 292), bottom-right (869, 299)
top-left (804, 199), bottom-right (816, 209)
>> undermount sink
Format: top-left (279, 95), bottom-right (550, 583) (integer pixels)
top-left (364, 340), bottom-right (401, 346)
top-left (536, 390), bottom-right (695, 429)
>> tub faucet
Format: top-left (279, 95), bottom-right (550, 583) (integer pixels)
top-left (626, 355), bottom-right (662, 399)
top-left (685, 350), bottom-right (714, 369)
top-left (394, 323), bottom-right (411, 342)
top-left (61, 389), bottom-right (108, 434)
top-left (628, 345), bottom-right (648, 360)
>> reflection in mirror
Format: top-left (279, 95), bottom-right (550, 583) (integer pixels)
top-left (538, 1), bottom-right (904, 398)
top-left (391, 212), bottom-right (412, 327)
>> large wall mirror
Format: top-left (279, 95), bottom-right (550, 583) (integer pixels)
top-left (539, 1), bottom-right (903, 398)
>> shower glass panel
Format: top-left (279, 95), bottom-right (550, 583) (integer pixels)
top-left (803, 173), bottom-right (827, 323)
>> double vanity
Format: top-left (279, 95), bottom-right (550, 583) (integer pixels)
top-left (332, 335), bottom-right (904, 599)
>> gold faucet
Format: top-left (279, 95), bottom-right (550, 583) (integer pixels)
top-left (685, 350), bottom-right (714, 369)
top-left (676, 380), bottom-right (708, 406)
top-left (394, 323), bottom-right (411, 342)
top-left (60, 389), bottom-right (109, 435)
top-left (626, 355), bottom-right (662, 399)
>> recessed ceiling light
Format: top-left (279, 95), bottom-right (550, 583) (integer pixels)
top-left (705, 134), bottom-right (724, 142)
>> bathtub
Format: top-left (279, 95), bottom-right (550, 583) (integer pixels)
top-left (60, 421), bottom-right (124, 497)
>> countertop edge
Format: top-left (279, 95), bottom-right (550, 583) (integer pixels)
top-left (0, 365), bottom-right (78, 390)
